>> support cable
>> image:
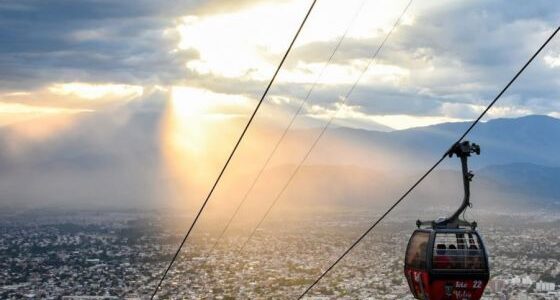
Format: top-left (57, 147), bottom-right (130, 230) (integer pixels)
top-left (202, 0), bottom-right (368, 264)
top-left (297, 25), bottom-right (560, 299)
top-left (149, 0), bottom-right (319, 298)
top-left (237, 0), bottom-right (414, 254)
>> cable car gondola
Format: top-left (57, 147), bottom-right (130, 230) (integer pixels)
top-left (404, 141), bottom-right (490, 300)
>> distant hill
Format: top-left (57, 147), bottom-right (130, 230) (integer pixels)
top-left (478, 162), bottom-right (560, 202)
top-left (324, 115), bottom-right (560, 169)
top-left (0, 94), bottom-right (559, 211)
top-left (221, 163), bottom-right (560, 220)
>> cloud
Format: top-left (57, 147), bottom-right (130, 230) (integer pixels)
top-left (300, 1), bottom-right (560, 127)
top-left (48, 83), bottom-right (143, 100)
top-left (0, 0), bottom-right (204, 92)
top-left (1, 0), bottom-right (559, 130)
top-left (166, 0), bottom-right (559, 130)
top-left (544, 52), bottom-right (560, 68)
top-left (0, 102), bottom-right (88, 127)
top-left (0, 83), bottom-right (146, 115)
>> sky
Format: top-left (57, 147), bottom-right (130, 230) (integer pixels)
top-left (0, 0), bottom-right (559, 131)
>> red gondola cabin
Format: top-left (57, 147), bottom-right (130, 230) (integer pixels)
top-left (404, 228), bottom-right (489, 299)
top-left (404, 141), bottom-right (490, 300)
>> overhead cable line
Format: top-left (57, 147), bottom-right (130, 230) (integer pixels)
top-left (149, 0), bottom-right (319, 298)
top-left (201, 0), bottom-right (369, 264)
top-left (297, 25), bottom-right (560, 300)
top-left (236, 0), bottom-right (414, 254)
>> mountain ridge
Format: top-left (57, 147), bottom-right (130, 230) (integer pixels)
top-left (0, 99), bottom-right (558, 210)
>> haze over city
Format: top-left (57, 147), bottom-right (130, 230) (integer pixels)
top-left (0, 0), bottom-right (559, 299)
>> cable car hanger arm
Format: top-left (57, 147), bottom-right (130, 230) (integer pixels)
top-left (416, 141), bottom-right (480, 229)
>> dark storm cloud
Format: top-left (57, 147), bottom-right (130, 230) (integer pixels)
top-left (0, 0), bottom-right (215, 91)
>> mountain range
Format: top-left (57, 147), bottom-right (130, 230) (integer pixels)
top-left (0, 95), bottom-right (558, 212)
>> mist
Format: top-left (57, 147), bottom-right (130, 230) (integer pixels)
top-left (1, 92), bottom-right (558, 229)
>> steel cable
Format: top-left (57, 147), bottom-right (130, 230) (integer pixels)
top-left (236, 0), bottom-right (414, 254)
top-left (149, 0), bottom-right (319, 298)
top-left (298, 25), bottom-right (560, 299)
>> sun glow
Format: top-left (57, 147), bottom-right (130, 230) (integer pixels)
top-left (0, 102), bottom-right (86, 139)
top-left (171, 87), bottom-right (209, 118)
top-left (175, 0), bottom-right (412, 82)
top-left (167, 87), bottom-right (212, 155)
top-left (160, 86), bottom-right (254, 208)
top-left (164, 86), bottom-right (252, 156)
top-left (176, 1), bottom-right (309, 79)
top-left (49, 82), bottom-right (143, 100)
